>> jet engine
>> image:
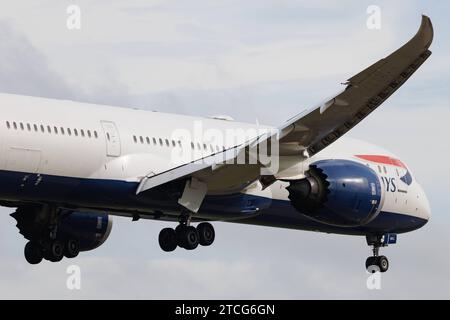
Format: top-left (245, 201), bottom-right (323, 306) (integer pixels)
top-left (58, 211), bottom-right (112, 251)
top-left (286, 159), bottom-right (383, 227)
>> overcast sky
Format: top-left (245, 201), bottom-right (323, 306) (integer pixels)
top-left (0, 0), bottom-right (449, 299)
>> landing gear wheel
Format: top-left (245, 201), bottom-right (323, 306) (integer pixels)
top-left (24, 241), bottom-right (43, 265)
top-left (47, 241), bottom-right (64, 262)
top-left (159, 228), bottom-right (178, 252)
top-left (197, 222), bottom-right (215, 246)
top-left (184, 226), bottom-right (199, 250)
top-left (64, 239), bottom-right (80, 258)
top-left (176, 226), bottom-right (199, 250)
top-left (365, 257), bottom-right (378, 272)
top-left (175, 225), bottom-right (187, 248)
top-left (378, 256), bottom-right (389, 273)
top-left (365, 256), bottom-right (389, 273)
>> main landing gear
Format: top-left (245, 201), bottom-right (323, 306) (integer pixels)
top-left (158, 217), bottom-right (215, 252)
top-left (24, 238), bottom-right (80, 265)
top-left (365, 234), bottom-right (397, 273)
top-left (12, 206), bottom-right (81, 265)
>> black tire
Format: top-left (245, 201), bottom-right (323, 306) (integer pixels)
top-left (64, 239), bottom-right (80, 258)
top-left (378, 256), bottom-right (389, 273)
top-left (159, 228), bottom-right (178, 252)
top-left (48, 241), bottom-right (64, 262)
top-left (365, 257), bottom-right (378, 273)
top-left (197, 222), bottom-right (215, 246)
top-left (183, 226), bottom-right (199, 250)
top-left (175, 225), bottom-right (188, 248)
top-left (24, 241), bottom-right (43, 265)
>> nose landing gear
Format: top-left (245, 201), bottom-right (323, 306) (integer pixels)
top-left (365, 245), bottom-right (389, 273)
top-left (365, 234), bottom-right (396, 273)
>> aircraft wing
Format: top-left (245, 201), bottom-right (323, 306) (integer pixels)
top-left (136, 16), bottom-right (433, 211)
top-left (277, 15), bottom-right (433, 156)
top-left (136, 142), bottom-right (259, 194)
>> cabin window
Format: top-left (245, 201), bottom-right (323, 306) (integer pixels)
top-left (94, 131), bottom-right (98, 138)
top-left (81, 129), bottom-right (85, 137)
top-left (197, 142), bottom-right (201, 150)
top-left (146, 137), bottom-right (150, 144)
top-left (159, 138), bottom-right (163, 146)
top-left (165, 139), bottom-right (170, 147)
top-left (55, 127), bottom-right (59, 134)
top-left (152, 137), bottom-right (157, 145)
top-left (27, 123), bottom-right (31, 131)
top-left (191, 142), bottom-right (195, 149)
top-left (33, 124), bottom-right (37, 131)
top-left (20, 123), bottom-right (24, 130)
top-left (140, 136), bottom-right (144, 144)
top-left (383, 166), bottom-right (387, 174)
top-left (47, 125), bottom-right (51, 133)
top-left (67, 128), bottom-right (72, 136)
top-left (13, 122), bottom-right (17, 130)
top-left (107, 133), bottom-right (111, 141)
top-left (6, 121), bottom-right (10, 129)
top-left (87, 130), bottom-right (91, 138)
top-left (74, 129), bottom-right (78, 136)
top-left (39, 125), bottom-right (44, 133)
top-left (133, 135), bottom-right (137, 143)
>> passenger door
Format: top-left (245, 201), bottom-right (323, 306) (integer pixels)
top-left (100, 121), bottom-right (121, 157)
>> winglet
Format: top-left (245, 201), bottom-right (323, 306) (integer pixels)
top-left (392, 14), bottom-right (433, 57)
top-left (348, 15), bottom-right (433, 85)
top-left (278, 15), bottom-right (434, 157)
top-left (418, 15), bottom-right (434, 49)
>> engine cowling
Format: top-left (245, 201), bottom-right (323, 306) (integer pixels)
top-left (286, 159), bottom-right (383, 227)
top-left (58, 211), bottom-right (113, 252)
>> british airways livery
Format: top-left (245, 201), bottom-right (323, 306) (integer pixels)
top-left (0, 16), bottom-right (433, 273)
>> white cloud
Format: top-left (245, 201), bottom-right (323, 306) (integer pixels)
top-left (0, 0), bottom-right (419, 93)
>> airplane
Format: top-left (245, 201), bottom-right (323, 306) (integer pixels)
top-left (0, 16), bottom-right (433, 273)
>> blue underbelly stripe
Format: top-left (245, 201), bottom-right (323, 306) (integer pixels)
top-left (0, 169), bottom-right (427, 235)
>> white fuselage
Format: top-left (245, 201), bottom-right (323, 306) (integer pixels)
top-left (0, 93), bottom-right (431, 235)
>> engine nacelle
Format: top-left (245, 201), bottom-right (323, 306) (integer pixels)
top-left (58, 211), bottom-right (113, 252)
top-left (286, 159), bottom-right (383, 227)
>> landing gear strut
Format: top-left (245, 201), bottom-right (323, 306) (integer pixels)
top-left (158, 218), bottom-right (215, 252)
top-left (365, 234), bottom-right (395, 273)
